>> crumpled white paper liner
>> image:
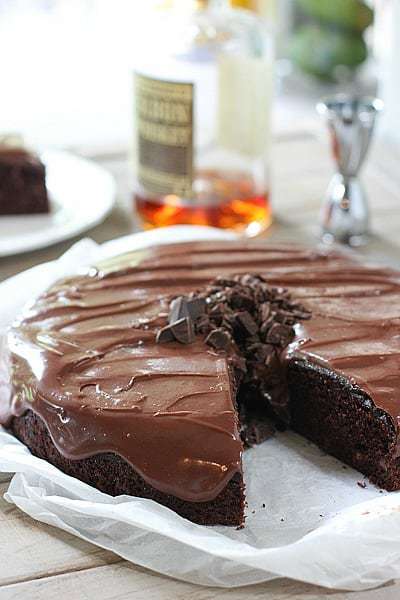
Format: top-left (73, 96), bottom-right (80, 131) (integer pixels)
top-left (0, 225), bottom-right (400, 591)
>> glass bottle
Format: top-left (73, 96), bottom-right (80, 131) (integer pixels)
top-left (132, 0), bottom-right (274, 237)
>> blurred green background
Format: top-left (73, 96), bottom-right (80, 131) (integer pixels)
top-left (289, 0), bottom-right (374, 81)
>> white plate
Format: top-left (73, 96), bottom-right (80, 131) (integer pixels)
top-left (0, 150), bottom-right (115, 257)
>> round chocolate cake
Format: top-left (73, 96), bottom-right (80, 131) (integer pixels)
top-left (2, 241), bottom-right (400, 526)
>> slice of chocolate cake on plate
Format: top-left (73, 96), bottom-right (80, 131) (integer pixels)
top-left (2, 241), bottom-right (400, 526)
top-left (0, 136), bottom-right (49, 215)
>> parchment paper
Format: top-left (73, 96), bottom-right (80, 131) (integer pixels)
top-left (0, 226), bottom-right (399, 591)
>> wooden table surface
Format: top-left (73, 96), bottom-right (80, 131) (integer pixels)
top-left (1, 134), bottom-right (400, 599)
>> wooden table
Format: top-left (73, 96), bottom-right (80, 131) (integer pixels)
top-left (1, 135), bottom-right (400, 599)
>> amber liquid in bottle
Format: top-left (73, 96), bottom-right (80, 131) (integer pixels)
top-left (134, 168), bottom-right (272, 237)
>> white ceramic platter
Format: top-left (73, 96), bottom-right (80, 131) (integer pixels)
top-left (0, 150), bottom-right (116, 257)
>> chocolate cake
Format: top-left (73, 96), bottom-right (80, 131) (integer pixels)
top-left (2, 241), bottom-right (400, 526)
top-left (0, 145), bottom-right (49, 215)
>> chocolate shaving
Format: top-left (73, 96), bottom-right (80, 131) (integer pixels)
top-left (260, 302), bottom-right (271, 322)
top-left (205, 328), bottom-right (233, 351)
top-left (186, 297), bottom-right (207, 320)
top-left (265, 322), bottom-right (294, 348)
top-left (156, 325), bottom-right (175, 344)
top-left (169, 296), bottom-right (206, 323)
top-left (171, 317), bottom-right (195, 344)
top-left (157, 296), bottom-right (204, 345)
top-left (234, 311), bottom-right (258, 337)
top-left (169, 297), bottom-right (187, 323)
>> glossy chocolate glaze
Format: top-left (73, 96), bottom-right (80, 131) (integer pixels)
top-left (3, 241), bottom-right (400, 501)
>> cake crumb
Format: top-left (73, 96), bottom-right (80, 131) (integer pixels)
top-left (357, 481), bottom-right (367, 489)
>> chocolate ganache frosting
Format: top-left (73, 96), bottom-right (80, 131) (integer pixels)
top-left (3, 241), bottom-right (400, 502)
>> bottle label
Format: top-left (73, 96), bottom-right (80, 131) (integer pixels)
top-left (135, 73), bottom-right (194, 197)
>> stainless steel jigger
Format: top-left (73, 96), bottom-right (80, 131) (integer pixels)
top-left (317, 95), bottom-right (383, 246)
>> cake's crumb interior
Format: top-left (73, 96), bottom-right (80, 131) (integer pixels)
top-left (288, 360), bottom-right (399, 490)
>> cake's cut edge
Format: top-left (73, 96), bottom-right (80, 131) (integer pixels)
top-left (288, 358), bottom-right (400, 490)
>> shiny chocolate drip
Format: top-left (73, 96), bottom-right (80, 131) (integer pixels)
top-left (3, 241), bottom-right (400, 501)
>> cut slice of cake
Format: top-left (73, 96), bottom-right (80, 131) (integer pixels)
top-left (0, 144), bottom-right (49, 215)
top-left (2, 240), bottom-right (400, 526)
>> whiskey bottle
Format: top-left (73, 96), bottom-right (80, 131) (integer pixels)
top-left (132, 0), bottom-right (274, 236)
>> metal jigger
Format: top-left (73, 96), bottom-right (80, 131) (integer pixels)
top-left (317, 95), bottom-right (383, 246)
